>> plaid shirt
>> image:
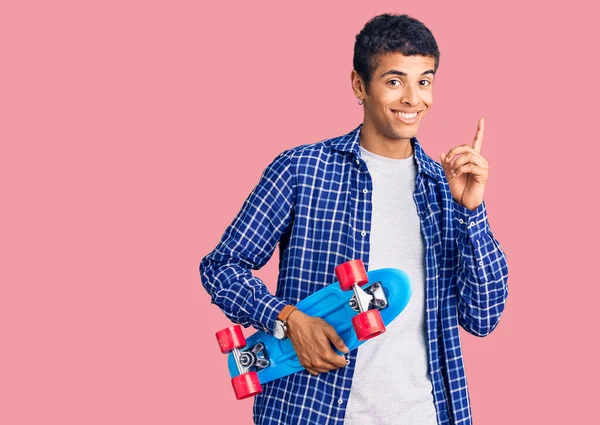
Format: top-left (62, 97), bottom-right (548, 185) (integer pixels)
top-left (200, 123), bottom-right (509, 424)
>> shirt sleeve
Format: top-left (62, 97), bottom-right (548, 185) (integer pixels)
top-left (452, 200), bottom-right (509, 337)
top-left (199, 149), bottom-right (295, 336)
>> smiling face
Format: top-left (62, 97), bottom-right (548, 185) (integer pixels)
top-left (352, 52), bottom-right (436, 144)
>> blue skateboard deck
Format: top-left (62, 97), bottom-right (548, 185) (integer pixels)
top-left (226, 267), bottom-right (411, 385)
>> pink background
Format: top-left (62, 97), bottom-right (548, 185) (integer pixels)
top-left (1, 1), bottom-right (598, 424)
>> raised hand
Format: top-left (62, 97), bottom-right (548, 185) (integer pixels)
top-left (440, 117), bottom-right (489, 211)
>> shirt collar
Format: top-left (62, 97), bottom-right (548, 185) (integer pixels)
top-left (329, 123), bottom-right (439, 181)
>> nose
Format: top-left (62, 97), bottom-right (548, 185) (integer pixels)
top-left (400, 84), bottom-right (419, 106)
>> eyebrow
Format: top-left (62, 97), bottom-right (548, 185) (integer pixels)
top-left (380, 69), bottom-right (435, 78)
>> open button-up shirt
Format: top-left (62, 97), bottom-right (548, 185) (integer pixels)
top-left (200, 123), bottom-right (509, 424)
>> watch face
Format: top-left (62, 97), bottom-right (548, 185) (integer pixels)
top-left (274, 321), bottom-right (286, 339)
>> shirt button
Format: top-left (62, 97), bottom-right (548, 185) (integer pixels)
top-left (338, 398), bottom-right (343, 405)
top-left (346, 359), bottom-right (350, 365)
top-left (362, 188), bottom-right (368, 194)
top-left (355, 159), bottom-right (360, 165)
top-left (361, 231), bottom-right (366, 237)
top-left (479, 261), bottom-right (484, 266)
top-left (458, 219), bottom-right (464, 224)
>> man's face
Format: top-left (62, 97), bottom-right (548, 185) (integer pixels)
top-left (354, 52), bottom-right (436, 142)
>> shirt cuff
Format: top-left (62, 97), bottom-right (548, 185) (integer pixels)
top-left (251, 293), bottom-right (289, 336)
top-left (453, 200), bottom-right (490, 241)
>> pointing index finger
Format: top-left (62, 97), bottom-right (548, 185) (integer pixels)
top-left (472, 117), bottom-right (484, 153)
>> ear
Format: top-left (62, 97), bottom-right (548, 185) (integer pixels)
top-left (350, 69), bottom-right (365, 98)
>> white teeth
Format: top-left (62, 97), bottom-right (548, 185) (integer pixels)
top-left (394, 111), bottom-right (418, 119)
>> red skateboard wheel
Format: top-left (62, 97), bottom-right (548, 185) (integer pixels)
top-left (231, 371), bottom-right (262, 400)
top-left (335, 259), bottom-right (368, 291)
top-left (216, 325), bottom-right (246, 354)
top-left (352, 309), bottom-right (385, 341)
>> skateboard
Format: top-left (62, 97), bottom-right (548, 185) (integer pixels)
top-left (215, 259), bottom-right (412, 400)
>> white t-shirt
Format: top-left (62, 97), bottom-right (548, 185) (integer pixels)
top-left (343, 145), bottom-right (437, 425)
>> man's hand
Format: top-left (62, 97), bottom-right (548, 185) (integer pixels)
top-left (286, 310), bottom-right (349, 376)
top-left (440, 117), bottom-right (489, 211)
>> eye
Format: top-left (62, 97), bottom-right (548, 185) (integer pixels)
top-left (387, 79), bottom-right (432, 87)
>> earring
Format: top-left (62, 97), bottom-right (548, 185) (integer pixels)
top-left (357, 98), bottom-right (363, 105)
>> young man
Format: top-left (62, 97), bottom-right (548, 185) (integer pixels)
top-left (200, 13), bottom-right (509, 425)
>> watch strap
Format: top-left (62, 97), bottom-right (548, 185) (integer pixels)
top-left (277, 305), bottom-right (298, 322)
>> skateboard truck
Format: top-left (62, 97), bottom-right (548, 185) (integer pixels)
top-left (216, 325), bottom-right (264, 399)
top-left (238, 342), bottom-right (270, 371)
top-left (335, 259), bottom-right (386, 341)
top-left (349, 281), bottom-right (388, 312)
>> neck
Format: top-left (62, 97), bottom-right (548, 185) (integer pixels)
top-left (359, 119), bottom-right (414, 159)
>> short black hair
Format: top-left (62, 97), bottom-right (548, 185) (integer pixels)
top-left (353, 13), bottom-right (440, 94)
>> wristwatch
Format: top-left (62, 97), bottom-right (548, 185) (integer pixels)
top-left (274, 305), bottom-right (299, 340)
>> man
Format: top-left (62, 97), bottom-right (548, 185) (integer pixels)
top-left (200, 13), bottom-right (509, 425)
